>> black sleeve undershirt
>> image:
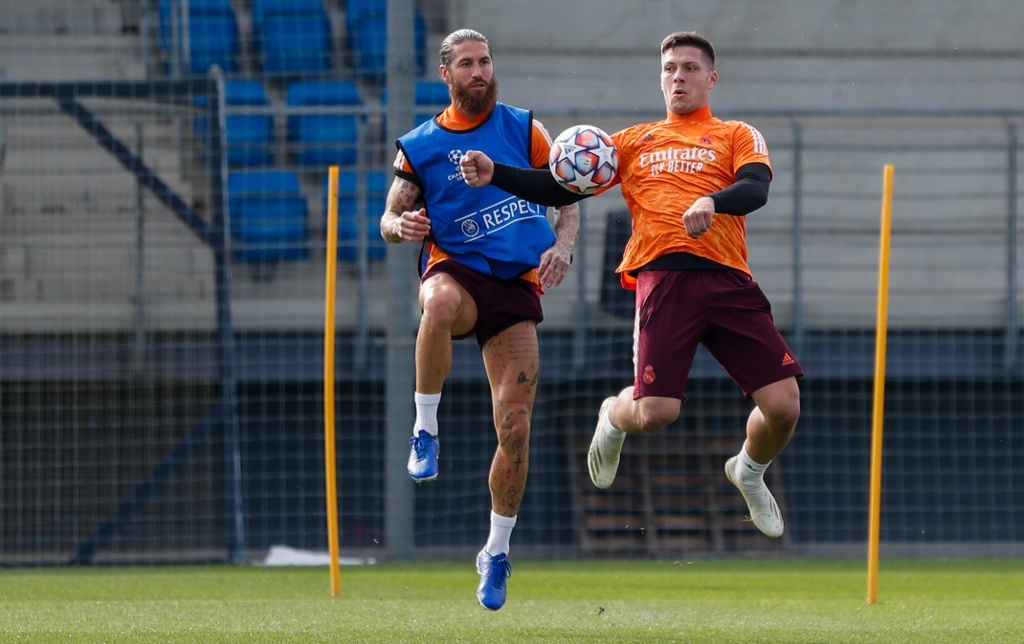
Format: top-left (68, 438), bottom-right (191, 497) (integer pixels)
top-left (490, 161), bottom-right (771, 214)
top-left (490, 163), bottom-right (588, 207)
top-left (706, 163), bottom-right (772, 215)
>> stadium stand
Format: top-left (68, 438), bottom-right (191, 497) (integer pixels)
top-left (380, 79), bottom-right (450, 133)
top-left (227, 169), bottom-right (310, 265)
top-left (158, 0), bottom-right (240, 75)
top-left (193, 78), bottom-right (275, 168)
top-left (398, 79), bottom-right (450, 127)
top-left (222, 79), bottom-right (275, 167)
top-left (412, 79), bottom-right (449, 122)
top-left (285, 78), bottom-right (364, 168)
top-left (344, 0), bottom-right (427, 80)
top-left (251, 0), bottom-right (333, 77)
top-left (325, 169), bottom-right (388, 262)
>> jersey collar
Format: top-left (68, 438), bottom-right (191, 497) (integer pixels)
top-left (441, 104), bottom-right (493, 129)
top-left (665, 104), bottom-right (713, 125)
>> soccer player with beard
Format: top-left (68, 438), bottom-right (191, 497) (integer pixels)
top-left (379, 28), bottom-right (579, 610)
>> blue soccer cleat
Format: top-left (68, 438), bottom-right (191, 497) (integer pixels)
top-left (475, 550), bottom-right (513, 610)
top-left (407, 430), bottom-right (439, 482)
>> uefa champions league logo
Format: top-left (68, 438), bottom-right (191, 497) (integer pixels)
top-left (449, 147), bottom-right (479, 238)
top-left (447, 149), bottom-right (464, 182)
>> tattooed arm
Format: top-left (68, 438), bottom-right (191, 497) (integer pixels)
top-left (379, 176), bottom-right (430, 244)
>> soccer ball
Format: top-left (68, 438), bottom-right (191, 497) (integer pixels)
top-left (548, 124), bottom-right (619, 195)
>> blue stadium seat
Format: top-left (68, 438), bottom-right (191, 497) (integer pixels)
top-left (227, 170), bottom-right (309, 263)
top-left (193, 80), bottom-right (273, 168)
top-left (251, 0), bottom-right (332, 76)
top-left (324, 170), bottom-right (389, 261)
top-left (343, 0), bottom-right (384, 44)
top-left (346, 3), bottom-right (426, 80)
top-left (413, 80), bottom-right (449, 125)
top-left (380, 80), bottom-right (450, 131)
top-left (252, 0), bottom-right (321, 22)
top-left (224, 80), bottom-right (274, 167)
top-left (286, 80), bottom-right (364, 168)
top-left (158, 0), bottom-right (240, 75)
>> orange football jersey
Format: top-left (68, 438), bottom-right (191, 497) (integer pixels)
top-left (606, 104), bottom-right (771, 288)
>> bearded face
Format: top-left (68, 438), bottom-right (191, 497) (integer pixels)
top-left (439, 39), bottom-right (499, 118)
top-left (449, 74), bottom-right (499, 117)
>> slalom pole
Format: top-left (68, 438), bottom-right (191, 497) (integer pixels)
top-left (323, 165), bottom-right (342, 596)
top-left (867, 164), bottom-right (894, 604)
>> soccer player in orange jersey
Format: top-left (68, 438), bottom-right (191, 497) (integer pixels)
top-left (380, 29), bottom-right (580, 609)
top-left (460, 31), bottom-right (802, 539)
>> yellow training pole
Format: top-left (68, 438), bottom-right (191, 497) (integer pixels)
top-left (867, 164), bottom-right (894, 605)
top-left (323, 165), bottom-right (342, 596)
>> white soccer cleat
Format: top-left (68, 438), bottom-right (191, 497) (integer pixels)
top-left (587, 397), bottom-right (625, 489)
top-left (725, 456), bottom-right (785, 538)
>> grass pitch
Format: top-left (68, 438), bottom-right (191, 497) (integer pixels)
top-left (1, 558), bottom-right (1021, 643)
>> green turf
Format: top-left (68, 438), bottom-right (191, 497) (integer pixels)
top-left (0, 558), bottom-right (1021, 643)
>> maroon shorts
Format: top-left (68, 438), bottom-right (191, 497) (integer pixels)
top-left (632, 269), bottom-right (803, 400)
top-left (422, 260), bottom-right (543, 348)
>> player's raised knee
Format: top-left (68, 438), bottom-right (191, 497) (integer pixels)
top-left (637, 398), bottom-right (681, 433)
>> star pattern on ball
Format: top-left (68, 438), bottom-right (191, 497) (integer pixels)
top-left (549, 124), bottom-right (619, 195)
top-left (590, 143), bottom-right (617, 170)
top-left (566, 168), bottom-right (601, 193)
top-left (553, 141), bottom-right (583, 165)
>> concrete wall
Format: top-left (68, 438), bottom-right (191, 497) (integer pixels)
top-left (0, 0), bottom-right (126, 35)
top-left (456, 1), bottom-right (1024, 114)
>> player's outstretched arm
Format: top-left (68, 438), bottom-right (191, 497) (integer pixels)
top-left (461, 151), bottom-right (586, 208)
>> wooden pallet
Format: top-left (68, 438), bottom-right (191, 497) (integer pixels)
top-left (569, 424), bottom-right (790, 557)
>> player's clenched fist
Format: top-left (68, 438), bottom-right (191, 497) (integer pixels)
top-left (682, 195), bottom-right (716, 239)
top-left (460, 150), bottom-right (494, 187)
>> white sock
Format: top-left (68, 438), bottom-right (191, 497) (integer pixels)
top-left (601, 400), bottom-right (625, 439)
top-left (414, 392), bottom-right (441, 437)
top-left (484, 511), bottom-right (517, 556)
top-left (737, 445), bottom-right (769, 485)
